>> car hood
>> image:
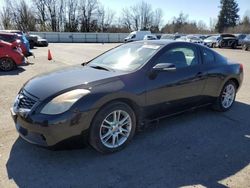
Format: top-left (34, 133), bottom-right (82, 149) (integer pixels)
top-left (23, 65), bottom-right (124, 100)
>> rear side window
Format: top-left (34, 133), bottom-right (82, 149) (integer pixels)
top-left (202, 48), bottom-right (215, 64)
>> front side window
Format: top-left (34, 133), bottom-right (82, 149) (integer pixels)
top-left (155, 45), bottom-right (198, 69)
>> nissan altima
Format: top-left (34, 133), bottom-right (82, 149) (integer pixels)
top-left (11, 41), bottom-right (243, 153)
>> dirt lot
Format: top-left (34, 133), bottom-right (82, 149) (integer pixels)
top-left (0, 43), bottom-right (250, 188)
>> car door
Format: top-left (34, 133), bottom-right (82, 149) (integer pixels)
top-left (145, 43), bottom-right (206, 118)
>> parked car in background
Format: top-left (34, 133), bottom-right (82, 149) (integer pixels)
top-left (0, 40), bottom-right (25, 71)
top-left (0, 32), bottom-right (23, 52)
top-left (11, 41), bottom-right (243, 153)
top-left (218, 34), bottom-right (238, 49)
top-left (242, 34), bottom-right (250, 51)
top-left (203, 35), bottom-right (220, 48)
top-left (143, 34), bottom-right (157, 40)
top-left (160, 34), bottom-right (183, 40)
top-left (30, 34), bottom-right (49, 47)
top-left (0, 30), bottom-right (32, 57)
top-left (235, 34), bottom-right (247, 47)
top-left (124, 31), bottom-right (151, 42)
top-left (25, 34), bottom-right (38, 49)
top-left (176, 35), bottom-right (203, 44)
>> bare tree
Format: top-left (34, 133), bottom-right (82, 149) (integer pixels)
top-left (79, 0), bottom-right (99, 32)
top-left (197, 20), bottom-right (207, 31)
top-left (65, 0), bottom-right (79, 32)
top-left (98, 6), bottom-right (115, 32)
top-left (151, 8), bottom-right (163, 32)
top-left (33, 0), bottom-right (47, 31)
top-left (8, 0), bottom-right (36, 31)
top-left (44, 0), bottom-right (57, 31)
top-left (121, 1), bottom-right (154, 31)
top-left (0, 2), bottom-right (13, 30)
top-left (121, 8), bottom-right (132, 31)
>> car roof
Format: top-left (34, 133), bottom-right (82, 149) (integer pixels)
top-left (133, 40), bottom-right (201, 47)
top-left (0, 32), bottom-right (17, 36)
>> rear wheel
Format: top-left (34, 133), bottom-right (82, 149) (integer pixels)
top-left (242, 44), bottom-right (248, 51)
top-left (0, 57), bottom-right (16, 71)
top-left (89, 102), bottom-right (136, 153)
top-left (212, 80), bottom-right (237, 112)
top-left (231, 42), bottom-right (237, 49)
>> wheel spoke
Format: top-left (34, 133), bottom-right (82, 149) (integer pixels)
top-left (119, 131), bottom-right (127, 137)
top-left (102, 125), bottom-right (111, 129)
top-left (120, 127), bottom-right (129, 133)
top-left (112, 134), bottom-right (118, 147)
top-left (104, 119), bottom-right (113, 126)
top-left (101, 131), bottom-right (112, 141)
top-left (119, 115), bottom-right (129, 125)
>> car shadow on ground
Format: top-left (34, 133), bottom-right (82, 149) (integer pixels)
top-left (6, 101), bottom-right (250, 188)
top-left (0, 67), bottom-right (25, 76)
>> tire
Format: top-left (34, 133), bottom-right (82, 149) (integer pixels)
top-left (212, 80), bottom-right (237, 112)
top-left (231, 42), bottom-right (237, 49)
top-left (89, 102), bottom-right (136, 153)
top-left (0, 57), bottom-right (16, 71)
top-left (29, 41), bottom-right (34, 49)
top-left (242, 44), bottom-right (248, 51)
top-left (212, 43), bottom-right (216, 48)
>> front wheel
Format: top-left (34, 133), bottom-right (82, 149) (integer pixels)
top-left (0, 57), bottom-right (16, 71)
top-left (89, 102), bottom-right (136, 153)
top-left (212, 81), bottom-right (237, 112)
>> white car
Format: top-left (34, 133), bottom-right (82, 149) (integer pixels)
top-left (143, 34), bottom-right (158, 40)
top-left (124, 31), bottom-right (151, 42)
top-left (176, 35), bottom-right (203, 44)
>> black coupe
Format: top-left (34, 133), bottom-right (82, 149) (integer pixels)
top-left (11, 41), bottom-right (243, 153)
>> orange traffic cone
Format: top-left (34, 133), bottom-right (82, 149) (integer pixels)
top-left (48, 49), bottom-right (52, 61)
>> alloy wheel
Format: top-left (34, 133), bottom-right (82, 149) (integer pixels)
top-left (221, 84), bottom-right (235, 109)
top-left (99, 110), bottom-right (132, 149)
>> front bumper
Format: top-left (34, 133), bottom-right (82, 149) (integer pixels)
top-left (11, 107), bottom-right (97, 147)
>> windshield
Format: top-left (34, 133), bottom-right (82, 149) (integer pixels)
top-left (88, 43), bottom-right (161, 71)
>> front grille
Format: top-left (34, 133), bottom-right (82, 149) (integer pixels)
top-left (17, 91), bottom-right (37, 110)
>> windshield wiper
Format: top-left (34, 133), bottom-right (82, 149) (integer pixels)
top-left (89, 65), bottom-right (114, 72)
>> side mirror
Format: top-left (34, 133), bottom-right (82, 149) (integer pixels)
top-left (82, 61), bottom-right (89, 66)
top-left (153, 63), bottom-right (176, 72)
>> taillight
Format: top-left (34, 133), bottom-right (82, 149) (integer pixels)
top-left (240, 64), bottom-right (243, 72)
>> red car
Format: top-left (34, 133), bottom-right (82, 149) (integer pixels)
top-left (0, 40), bottom-right (25, 71)
top-left (0, 32), bottom-right (27, 56)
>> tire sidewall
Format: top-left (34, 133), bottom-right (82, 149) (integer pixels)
top-left (89, 102), bottom-right (136, 153)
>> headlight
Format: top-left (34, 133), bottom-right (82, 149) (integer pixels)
top-left (41, 89), bottom-right (90, 115)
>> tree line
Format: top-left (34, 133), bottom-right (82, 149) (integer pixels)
top-left (0, 0), bottom-right (249, 34)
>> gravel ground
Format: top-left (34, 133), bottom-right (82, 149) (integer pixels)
top-left (0, 43), bottom-right (250, 188)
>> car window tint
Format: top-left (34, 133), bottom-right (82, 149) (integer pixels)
top-left (202, 48), bottom-right (215, 64)
top-left (156, 46), bottom-right (198, 68)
